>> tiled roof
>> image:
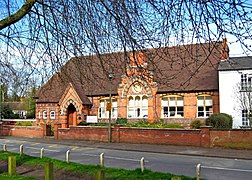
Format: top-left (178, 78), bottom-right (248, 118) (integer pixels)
top-left (2, 102), bottom-right (26, 110)
top-left (36, 42), bottom-right (222, 103)
top-left (218, 56), bottom-right (252, 71)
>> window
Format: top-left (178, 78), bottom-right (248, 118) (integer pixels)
top-left (98, 99), bottom-right (117, 118)
top-left (127, 95), bottom-right (148, 118)
top-left (197, 95), bottom-right (213, 117)
top-left (50, 111), bottom-right (55, 119)
top-left (241, 74), bottom-right (252, 91)
top-left (242, 109), bottom-right (251, 127)
top-left (161, 96), bottom-right (184, 118)
top-left (38, 112), bottom-right (41, 119)
top-left (43, 111), bottom-right (47, 120)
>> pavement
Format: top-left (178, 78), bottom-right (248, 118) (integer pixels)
top-left (1, 136), bottom-right (252, 160)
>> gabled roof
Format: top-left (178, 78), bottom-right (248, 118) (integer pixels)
top-left (36, 42), bottom-right (222, 103)
top-left (218, 56), bottom-right (252, 71)
top-left (2, 102), bottom-right (26, 111)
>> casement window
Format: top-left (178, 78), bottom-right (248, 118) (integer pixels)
top-left (127, 95), bottom-right (148, 118)
top-left (42, 111), bottom-right (47, 120)
top-left (241, 74), bottom-right (252, 91)
top-left (197, 95), bottom-right (213, 117)
top-left (50, 111), bottom-right (55, 120)
top-left (161, 96), bottom-right (184, 118)
top-left (242, 109), bottom-right (251, 127)
top-left (98, 99), bottom-right (117, 118)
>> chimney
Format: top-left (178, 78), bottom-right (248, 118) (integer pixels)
top-left (129, 51), bottom-right (146, 67)
top-left (220, 38), bottom-right (229, 61)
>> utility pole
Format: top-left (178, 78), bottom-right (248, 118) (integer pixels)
top-left (107, 73), bottom-right (113, 143)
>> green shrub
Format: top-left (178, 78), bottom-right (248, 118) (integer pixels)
top-left (15, 121), bottom-right (32, 126)
top-left (206, 113), bottom-right (233, 129)
top-left (116, 118), bottom-right (127, 124)
top-left (78, 121), bottom-right (87, 126)
top-left (190, 120), bottom-right (202, 129)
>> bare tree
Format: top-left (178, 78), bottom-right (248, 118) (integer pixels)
top-left (1, 0), bottom-right (252, 89)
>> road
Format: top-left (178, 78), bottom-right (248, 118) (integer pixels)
top-left (0, 138), bottom-right (252, 180)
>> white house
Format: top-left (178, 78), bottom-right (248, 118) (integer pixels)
top-left (218, 56), bottom-right (252, 128)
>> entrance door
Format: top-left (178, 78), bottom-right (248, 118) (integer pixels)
top-left (67, 103), bottom-right (76, 127)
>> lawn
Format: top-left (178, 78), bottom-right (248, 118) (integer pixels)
top-left (0, 151), bottom-right (196, 179)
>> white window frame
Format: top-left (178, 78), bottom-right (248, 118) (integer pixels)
top-left (242, 109), bottom-right (251, 127)
top-left (241, 74), bottom-right (252, 91)
top-left (161, 96), bottom-right (184, 118)
top-left (127, 95), bottom-right (148, 118)
top-left (197, 95), bottom-right (213, 118)
top-left (50, 111), bottom-right (55, 120)
top-left (98, 98), bottom-right (118, 119)
top-left (38, 111), bottom-right (41, 119)
top-left (43, 111), bottom-right (47, 120)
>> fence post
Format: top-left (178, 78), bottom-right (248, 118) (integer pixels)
top-left (3, 144), bottom-right (7, 151)
top-left (196, 164), bottom-right (201, 180)
top-left (100, 153), bottom-right (104, 167)
top-left (66, 150), bottom-right (70, 163)
top-left (8, 156), bottom-right (16, 176)
top-left (19, 144), bottom-right (23, 155)
top-left (140, 157), bottom-right (145, 172)
top-left (40, 148), bottom-right (44, 159)
top-left (44, 161), bottom-right (53, 180)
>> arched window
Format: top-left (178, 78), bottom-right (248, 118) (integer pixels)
top-left (197, 95), bottom-right (213, 117)
top-left (127, 95), bottom-right (148, 118)
top-left (50, 111), bottom-right (55, 120)
top-left (43, 111), bottom-right (47, 120)
top-left (161, 96), bottom-right (184, 118)
top-left (98, 99), bottom-right (117, 118)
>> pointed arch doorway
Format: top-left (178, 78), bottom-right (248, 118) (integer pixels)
top-left (67, 103), bottom-right (77, 127)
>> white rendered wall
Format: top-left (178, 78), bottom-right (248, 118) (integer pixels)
top-left (219, 69), bottom-right (252, 128)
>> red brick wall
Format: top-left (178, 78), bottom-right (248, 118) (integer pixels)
top-left (210, 129), bottom-right (252, 148)
top-left (2, 125), bottom-right (44, 138)
top-left (56, 126), bottom-right (210, 147)
top-left (57, 126), bottom-right (108, 142)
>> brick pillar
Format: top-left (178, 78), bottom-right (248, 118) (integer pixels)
top-left (41, 123), bottom-right (47, 137)
top-left (54, 123), bottom-right (61, 140)
top-left (0, 121), bottom-right (3, 136)
top-left (112, 125), bottom-right (121, 143)
top-left (200, 126), bottom-right (212, 147)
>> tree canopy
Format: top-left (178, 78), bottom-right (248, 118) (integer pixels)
top-left (1, 0), bottom-right (252, 89)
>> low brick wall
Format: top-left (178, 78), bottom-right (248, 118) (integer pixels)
top-left (57, 126), bottom-right (108, 142)
top-left (210, 129), bottom-right (252, 149)
top-left (2, 125), bottom-right (44, 138)
top-left (55, 125), bottom-right (210, 147)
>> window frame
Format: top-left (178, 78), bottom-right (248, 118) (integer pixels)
top-left (161, 95), bottom-right (184, 118)
top-left (50, 111), bottom-right (55, 120)
top-left (98, 98), bottom-right (118, 119)
top-left (127, 95), bottom-right (148, 118)
top-left (42, 111), bottom-right (47, 120)
top-left (241, 73), bottom-right (252, 91)
top-left (242, 109), bottom-right (251, 127)
top-left (197, 95), bottom-right (213, 118)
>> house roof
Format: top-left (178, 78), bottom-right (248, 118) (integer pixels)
top-left (36, 41), bottom-right (223, 103)
top-left (218, 56), bottom-right (252, 71)
top-left (2, 102), bottom-right (26, 111)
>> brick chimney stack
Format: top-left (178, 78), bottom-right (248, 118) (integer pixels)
top-left (220, 38), bottom-right (229, 61)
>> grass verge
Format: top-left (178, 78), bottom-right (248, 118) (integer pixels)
top-left (0, 150), bottom-right (196, 179)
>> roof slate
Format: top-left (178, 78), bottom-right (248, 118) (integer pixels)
top-left (218, 56), bottom-right (252, 71)
top-left (36, 42), bottom-right (222, 103)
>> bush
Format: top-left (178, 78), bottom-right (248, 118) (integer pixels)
top-left (116, 118), bottom-right (127, 124)
top-left (206, 113), bottom-right (233, 129)
top-left (190, 120), bottom-right (202, 129)
top-left (15, 121), bottom-right (32, 126)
